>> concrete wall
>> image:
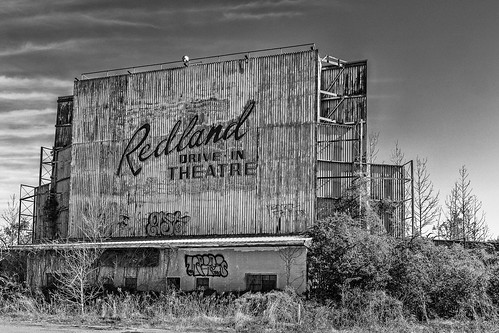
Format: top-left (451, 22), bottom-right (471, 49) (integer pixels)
top-left (27, 245), bottom-right (307, 294)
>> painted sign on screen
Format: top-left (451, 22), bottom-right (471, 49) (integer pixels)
top-left (117, 100), bottom-right (256, 177)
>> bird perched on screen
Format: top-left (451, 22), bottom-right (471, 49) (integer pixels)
top-left (182, 55), bottom-right (189, 67)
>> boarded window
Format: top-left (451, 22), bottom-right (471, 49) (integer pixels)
top-left (196, 278), bottom-right (209, 290)
top-left (100, 248), bottom-right (159, 267)
top-left (167, 277), bottom-right (180, 290)
top-left (247, 274), bottom-right (277, 292)
top-left (124, 277), bottom-right (137, 290)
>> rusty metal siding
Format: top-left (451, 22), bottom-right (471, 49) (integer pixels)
top-left (316, 123), bottom-right (358, 198)
top-left (317, 123), bottom-right (358, 163)
top-left (370, 164), bottom-right (405, 202)
top-left (370, 164), bottom-right (406, 237)
top-left (54, 96), bottom-right (73, 149)
top-left (320, 62), bottom-right (367, 122)
top-left (69, 50), bottom-right (318, 239)
top-left (53, 146), bottom-right (71, 238)
top-left (33, 184), bottom-right (50, 241)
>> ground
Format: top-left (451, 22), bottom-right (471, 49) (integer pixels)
top-left (0, 318), bottom-right (233, 333)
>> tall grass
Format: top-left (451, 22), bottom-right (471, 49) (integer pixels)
top-left (2, 216), bottom-right (499, 331)
top-left (0, 282), bottom-right (498, 332)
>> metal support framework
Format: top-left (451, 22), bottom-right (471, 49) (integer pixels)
top-left (39, 146), bottom-right (54, 188)
top-left (316, 56), bottom-right (413, 237)
top-left (18, 184), bottom-right (36, 245)
top-left (17, 147), bottom-right (55, 245)
top-left (402, 160), bottom-right (415, 237)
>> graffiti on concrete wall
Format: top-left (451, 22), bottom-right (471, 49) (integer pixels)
top-left (185, 254), bottom-right (228, 277)
top-left (145, 211), bottom-right (190, 237)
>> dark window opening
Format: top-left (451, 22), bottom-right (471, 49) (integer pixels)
top-left (46, 272), bottom-right (56, 287)
top-left (46, 272), bottom-right (68, 288)
top-left (167, 277), bottom-right (180, 290)
top-left (124, 277), bottom-right (137, 290)
top-left (247, 274), bottom-right (277, 292)
top-left (196, 277), bottom-right (209, 290)
top-left (100, 248), bottom-right (160, 267)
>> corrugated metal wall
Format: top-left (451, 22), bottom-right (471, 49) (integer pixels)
top-left (316, 59), bottom-right (409, 237)
top-left (54, 96), bottom-right (73, 149)
top-left (320, 61), bottom-right (367, 122)
top-left (69, 50), bottom-right (318, 239)
top-left (53, 146), bottom-right (71, 238)
top-left (370, 164), bottom-right (406, 237)
top-left (33, 184), bottom-right (50, 241)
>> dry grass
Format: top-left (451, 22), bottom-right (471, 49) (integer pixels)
top-left (0, 277), bottom-right (498, 332)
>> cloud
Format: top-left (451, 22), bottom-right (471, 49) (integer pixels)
top-left (0, 41), bottom-right (79, 57)
top-left (78, 13), bottom-right (159, 29)
top-left (0, 75), bottom-right (68, 113)
top-left (0, 76), bottom-right (69, 89)
top-left (0, 159), bottom-right (40, 170)
top-left (223, 11), bottom-right (302, 20)
top-left (0, 108), bottom-right (55, 142)
top-left (370, 78), bottom-right (404, 84)
top-left (0, 92), bottom-right (58, 100)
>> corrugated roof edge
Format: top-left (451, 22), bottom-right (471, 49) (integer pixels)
top-left (10, 236), bottom-right (312, 251)
top-left (80, 43), bottom-right (317, 80)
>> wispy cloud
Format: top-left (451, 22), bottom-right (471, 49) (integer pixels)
top-left (0, 41), bottom-right (79, 57)
top-left (78, 13), bottom-right (159, 28)
top-left (223, 11), bottom-right (302, 20)
top-left (0, 92), bottom-right (58, 100)
top-left (0, 76), bottom-right (69, 89)
top-left (370, 78), bottom-right (404, 84)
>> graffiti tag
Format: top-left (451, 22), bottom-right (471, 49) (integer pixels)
top-left (146, 211), bottom-right (190, 237)
top-left (185, 254), bottom-right (228, 277)
top-left (267, 204), bottom-right (306, 218)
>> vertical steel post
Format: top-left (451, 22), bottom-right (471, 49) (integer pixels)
top-left (38, 147), bottom-right (44, 189)
top-left (411, 160), bottom-right (415, 237)
top-left (359, 121), bottom-right (363, 225)
top-left (17, 186), bottom-right (22, 245)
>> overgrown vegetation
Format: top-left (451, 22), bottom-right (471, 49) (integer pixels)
top-left (308, 214), bottom-right (499, 326)
top-left (1, 214), bottom-right (498, 332)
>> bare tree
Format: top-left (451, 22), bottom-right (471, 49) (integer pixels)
top-left (278, 247), bottom-right (305, 289)
top-left (1, 194), bottom-right (29, 247)
top-left (390, 141), bottom-right (405, 166)
top-left (53, 199), bottom-right (113, 315)
top-left (413, 157), bottom-right (440, 236)
top-left (440, 166), bottom-right (488, 241)
top-left (368, 131), bottom-right (380, 164)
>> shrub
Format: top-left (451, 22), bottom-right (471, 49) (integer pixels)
top-left (308, 213), bottom-right (394, 301)
top-left (389, 238), bottom-right (497, 320)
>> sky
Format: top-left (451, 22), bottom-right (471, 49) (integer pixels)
top-left (1, 0), bottom-right (498, 237)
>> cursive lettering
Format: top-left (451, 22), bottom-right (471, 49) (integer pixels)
top-left (117, 100), bottom-right (255, 176)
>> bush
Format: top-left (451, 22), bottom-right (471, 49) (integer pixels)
top-left (308, 213), bottom-right (394, 301)
top-left (336, 289), bottom-right (404, 327)
top-left (308, 214), bottom-right (499, 322)
top-left (389, 238), bottom-right (496, 320)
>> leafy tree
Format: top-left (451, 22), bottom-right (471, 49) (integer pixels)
top-left (332, 173), bottom-right (395, 234)
top-left (440, 165), bottom-right (488, 241)
top-left (308, 213), bottom-right (393, 301)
